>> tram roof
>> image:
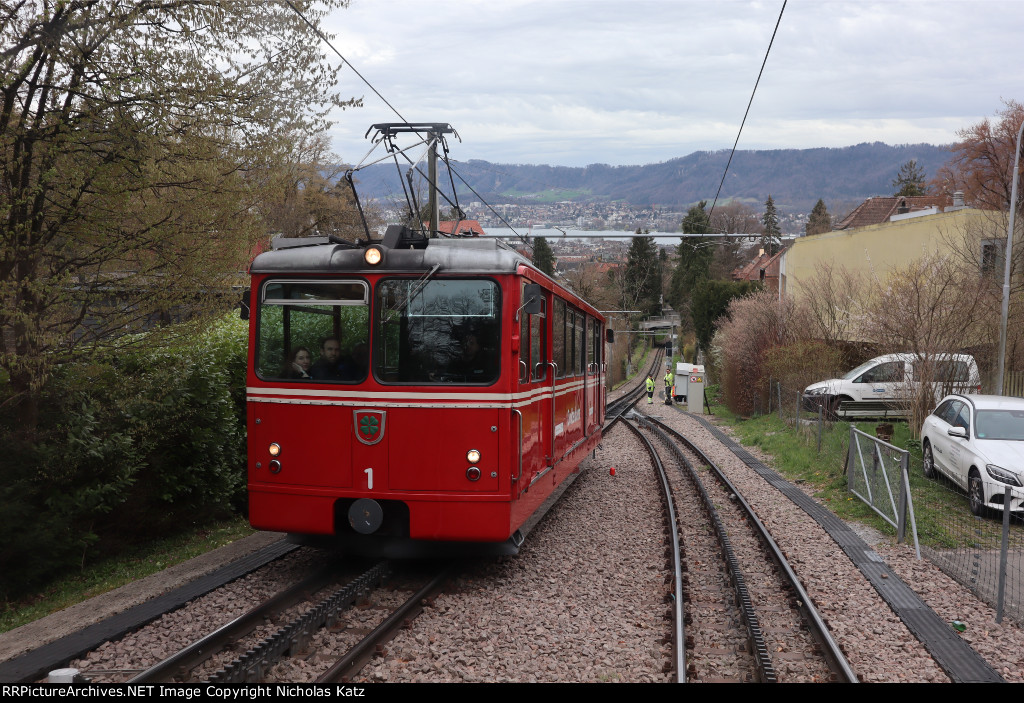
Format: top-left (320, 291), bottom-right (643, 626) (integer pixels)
top-left (250, 237), bottom-right (533, 276)
top-left (250, 235), bottom-right (604, 319)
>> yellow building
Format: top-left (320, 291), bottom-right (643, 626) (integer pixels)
top-left (780, 206), bottom-right (1008, 299)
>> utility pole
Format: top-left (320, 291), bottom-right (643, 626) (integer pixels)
top-left (428, 128), bottom-right (439, 236)
top-left (997, 117), bottom-right (1024, 395)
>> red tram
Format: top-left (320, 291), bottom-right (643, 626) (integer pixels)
top-left (245, 226), bottom-right (607, 555)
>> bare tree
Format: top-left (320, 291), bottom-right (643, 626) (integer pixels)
top-left (1, 0), bottom-right (355, 428)
top-left (861, 254), bottom-right (1000, 434)
top-left (933, 99), bottom-right (1024, 211)
top-left (794, 263), bottom-right (867, 347)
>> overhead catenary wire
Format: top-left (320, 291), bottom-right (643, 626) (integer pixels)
top-left (708, 0), bottom-right (787, 221)
top-left (445, 161), bottom-right (532, 248)
top-left (285, 0), bottom-right (409, 124)
top-left (284, 1), bottom-right (529, 248)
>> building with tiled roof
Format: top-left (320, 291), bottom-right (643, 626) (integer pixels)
top-left (833, 195), bottom-right (951, 230)
top-left (423, 219), bottom-right (486, 236)
top-left (733, 247), bottom-right (787, 292)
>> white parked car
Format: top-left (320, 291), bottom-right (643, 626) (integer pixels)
top-left (921, 394), bottom-right (1024, 516)
top-left (803, 353), bottom-right (980, 419)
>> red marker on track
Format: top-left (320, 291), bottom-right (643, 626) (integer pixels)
top-left (610, 467), bottom-right (616, 476)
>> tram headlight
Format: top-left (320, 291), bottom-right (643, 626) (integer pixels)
top-left (466, 449), bottom-right (481, 464)
top-left (268, 443), bottom-right (282, 457)
top-left (364, 246), bottom-right (383, 265)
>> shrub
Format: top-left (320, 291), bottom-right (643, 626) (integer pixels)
top-left (763, 340), bottom-right (845, 396)
top-left (691, 279), bottom-right (759, 358)
top-left (715, 289), bottom-right (800, 416)
top-left (0, 316), bottom-right (249, 598)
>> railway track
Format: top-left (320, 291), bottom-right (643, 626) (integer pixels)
top-left (126, 561), bottom-right (449, 684)
top-left (605, 348), bottom-right (665, 422)
top-left (622, 410), bottom-right (856, 683)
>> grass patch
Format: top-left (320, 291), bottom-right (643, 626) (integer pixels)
top-left (0, 517), bottom-right (254, 634)
top-left (706, 396), bottom-right (1024, 550)
top-left (501, 187), bottom-right (592, 203)
top-left (710, 403), bottom-right (898, 535)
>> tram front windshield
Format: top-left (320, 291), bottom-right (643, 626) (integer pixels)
top-left (256, 280), bottom-right (369, 383)
top-left (375, 278), bottom-right (500, 385)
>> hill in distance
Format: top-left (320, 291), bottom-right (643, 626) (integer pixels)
top-left (351, 142), bottom-right (951, 214)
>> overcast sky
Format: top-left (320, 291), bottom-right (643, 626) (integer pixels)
top-left (320, 0), bottom-right (1024, 167)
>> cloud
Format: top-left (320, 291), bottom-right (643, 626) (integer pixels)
top-left (322, 0), bottom-right (1024, 166)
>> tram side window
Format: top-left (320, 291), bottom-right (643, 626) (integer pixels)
top-left (518, 283), bottom-right (546, 383)
top-left (553, 298), bottom-right (567, 379)
top-left (574, 310), bottom-right (584, 376)
top-left (375, 278), bottom-right (500, 384)
top-left (256, 281), bottom-right (369, 382)
top-left (531, 308), bottom-right (546, 381)
top-left (591, 319), bottom-right (601, 369)
top-left (566, 309), bottom-right (576, 377)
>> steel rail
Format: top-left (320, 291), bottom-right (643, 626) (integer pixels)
top-left (633, 417), bottom-right (775, 682)
top-left (605, 348), bottom-right (665, 423)
top-left (618, 417), bottom-right (686, 682)
top-left (316, 568), bottom-right (451, 683)
top-left (644, 413), bottom-right (858, 683)
top-left (206, 561), bottom-right (392, 683)
top-left (128, 565), bottom-right (339, 683)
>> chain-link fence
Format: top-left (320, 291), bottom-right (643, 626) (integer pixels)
top-left (911, 467), bottom-right (1024, 624)
top-left (769, 379), bottom-right (836, 452)
top-left (840, 423), bottom-right (1024, 624)
top-left (740, 380), bottom-right (1024, 625)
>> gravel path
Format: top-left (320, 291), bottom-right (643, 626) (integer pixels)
top-left (358, 424), bottom-right (673, 682)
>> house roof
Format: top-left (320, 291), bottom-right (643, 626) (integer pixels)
top-left (834, 195), bottom-right (950, 230)
top-left (592, 262), bottom-right (621, 275)
top-left (423, 219), bottom-right (486, 236)
top-left (733, 247), bottom-right (786, 282)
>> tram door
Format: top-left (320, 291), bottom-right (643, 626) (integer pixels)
top-left (585, 316), bottom-right (600, 435)
top-left (517, 283), bottom-right (550, 494)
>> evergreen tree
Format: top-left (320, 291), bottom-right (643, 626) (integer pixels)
top-left (681, 200), bottom-right (712, 235)
top-left (805, 199), bottom-right (832, 236)
top-left (892, 159), bottom-right (927, 197)
top-left (531, 237), bottom-right (556, 276)
top-left (670, 200), bottom-right (715, 322)
top-left (691, 279), bottom-right (760, 359)
top-left (624, 236), bottom-right (660, 316)
top-left (761, 195), bottom-right (782, 255)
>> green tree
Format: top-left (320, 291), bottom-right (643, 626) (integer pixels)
top-left (532, 237), bottom-right (556, 276)
top-left (0, 1), bottom-right (354, 428)
top-left (805, 199), bottom-right (832, 235)
top-left (761, 195), bottom-right (782, 255)
top-left (682, 200), bottom-right (712, 235)
top-left (670, 201), bottom-right (715, 324)
top-left (892, 159), bottom-right (928, 197)
top-left (691, 279), bottom-right (760, 359)
top-left (624, 235), bottom-right (660, 316)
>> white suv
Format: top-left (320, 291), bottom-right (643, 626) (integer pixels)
top-left (803, 353), bottom-right (980, 419)
top-left (921, 395), bottom-right (1024, 516)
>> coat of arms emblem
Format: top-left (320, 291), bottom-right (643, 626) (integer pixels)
top-left (354, 409), bottom-right (386, 445)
